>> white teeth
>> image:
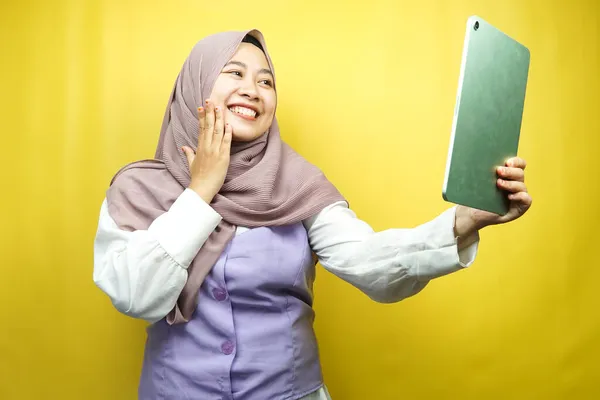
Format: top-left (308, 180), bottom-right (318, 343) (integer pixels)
top-left (229, 106), bottom-right (257, 118)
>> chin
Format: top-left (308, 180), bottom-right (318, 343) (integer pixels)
top-left (231, 127), bottom-right (266, 142)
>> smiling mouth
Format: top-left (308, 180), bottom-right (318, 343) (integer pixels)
top-left (228, 106), bottom-right (258, 120)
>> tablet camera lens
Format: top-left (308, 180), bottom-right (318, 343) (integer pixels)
top-left (474, 21), bottom-right (479, 31)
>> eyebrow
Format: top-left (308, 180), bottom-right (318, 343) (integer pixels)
top-left (224, 61), bottom-right (274, 78)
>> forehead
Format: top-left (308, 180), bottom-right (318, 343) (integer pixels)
top-left (229, 42), bottom-right (270, 70)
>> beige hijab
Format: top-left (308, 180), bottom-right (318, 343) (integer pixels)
top-left (105, 29), bottom-right (346, 324)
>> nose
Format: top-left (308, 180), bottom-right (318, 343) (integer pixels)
top-left (237, 78), bottom-right (259, 101)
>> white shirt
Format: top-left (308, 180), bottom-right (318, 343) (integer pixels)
top-left (93, 189), bottom-right (479, 399)
top-left (93, 189), bottom-right (479, 324)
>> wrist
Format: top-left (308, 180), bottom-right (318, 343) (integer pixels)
top-left (189, 182), bottom-right (217, 204)
top-left (454, 206), bottom-right (484, 238)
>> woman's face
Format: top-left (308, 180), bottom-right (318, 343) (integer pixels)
top-left (209, 42), bottom-right (277, 142)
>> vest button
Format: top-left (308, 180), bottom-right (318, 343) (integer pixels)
top-left (212, 288), bottom-right (227, 301)
top-left (221, 340), bottom-right (235, 355)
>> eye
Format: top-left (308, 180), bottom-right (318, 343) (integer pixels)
top-left (227, 70), bottom-right (242, 77)
top-left (259, 79), bottom-right (273, 87)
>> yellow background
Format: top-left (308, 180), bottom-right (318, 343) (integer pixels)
top-left (1, 0), bottom-right (599, 398)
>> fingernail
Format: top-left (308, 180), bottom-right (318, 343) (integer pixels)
top-left (198, 107), bottom-right (204, 112)
top-left (205, 99), bottom-right (209, 104)
top-left (215, 106), bottom-right (220, 112)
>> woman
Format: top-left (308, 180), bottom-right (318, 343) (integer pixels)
top-left (93, 30), bottom-right (532, 399)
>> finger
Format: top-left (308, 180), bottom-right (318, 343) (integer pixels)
top-left (197, 107), bottom-right (206, 146)
top-left (213, 105), bottom-right (224, 143)
top-left (181, 146), bottom-right (195, 167)
top-left (508, 191), bottom-right (533, 208)
top-left (497, 179), bottom-right (527, 193)
top-left (221, 123), bottom-right (233, 152)
top-left (506, 157), bottom-right (527, 170)
top-left (204, 100), bottom-right (215, 147)
top-left (497, 166), bottom-right (525, 182)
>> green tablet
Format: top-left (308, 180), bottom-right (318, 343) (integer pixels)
top-left (442, 16), bottom-right (530, 215)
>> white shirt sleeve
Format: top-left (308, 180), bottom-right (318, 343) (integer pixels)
top-left (303, 201), bottom-right (480, 303)
top-left (93, 188), bottom-right (222, 323)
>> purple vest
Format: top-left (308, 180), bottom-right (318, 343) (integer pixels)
top-left (138, 224), bottom-right (324, 399)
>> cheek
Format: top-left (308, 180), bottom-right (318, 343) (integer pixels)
top-left (208, 77), bottom-right (232, 105)
top-left (262, 93), bottom-right (277, 118)
top-left (208, 92), bottom-right (226, 107)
